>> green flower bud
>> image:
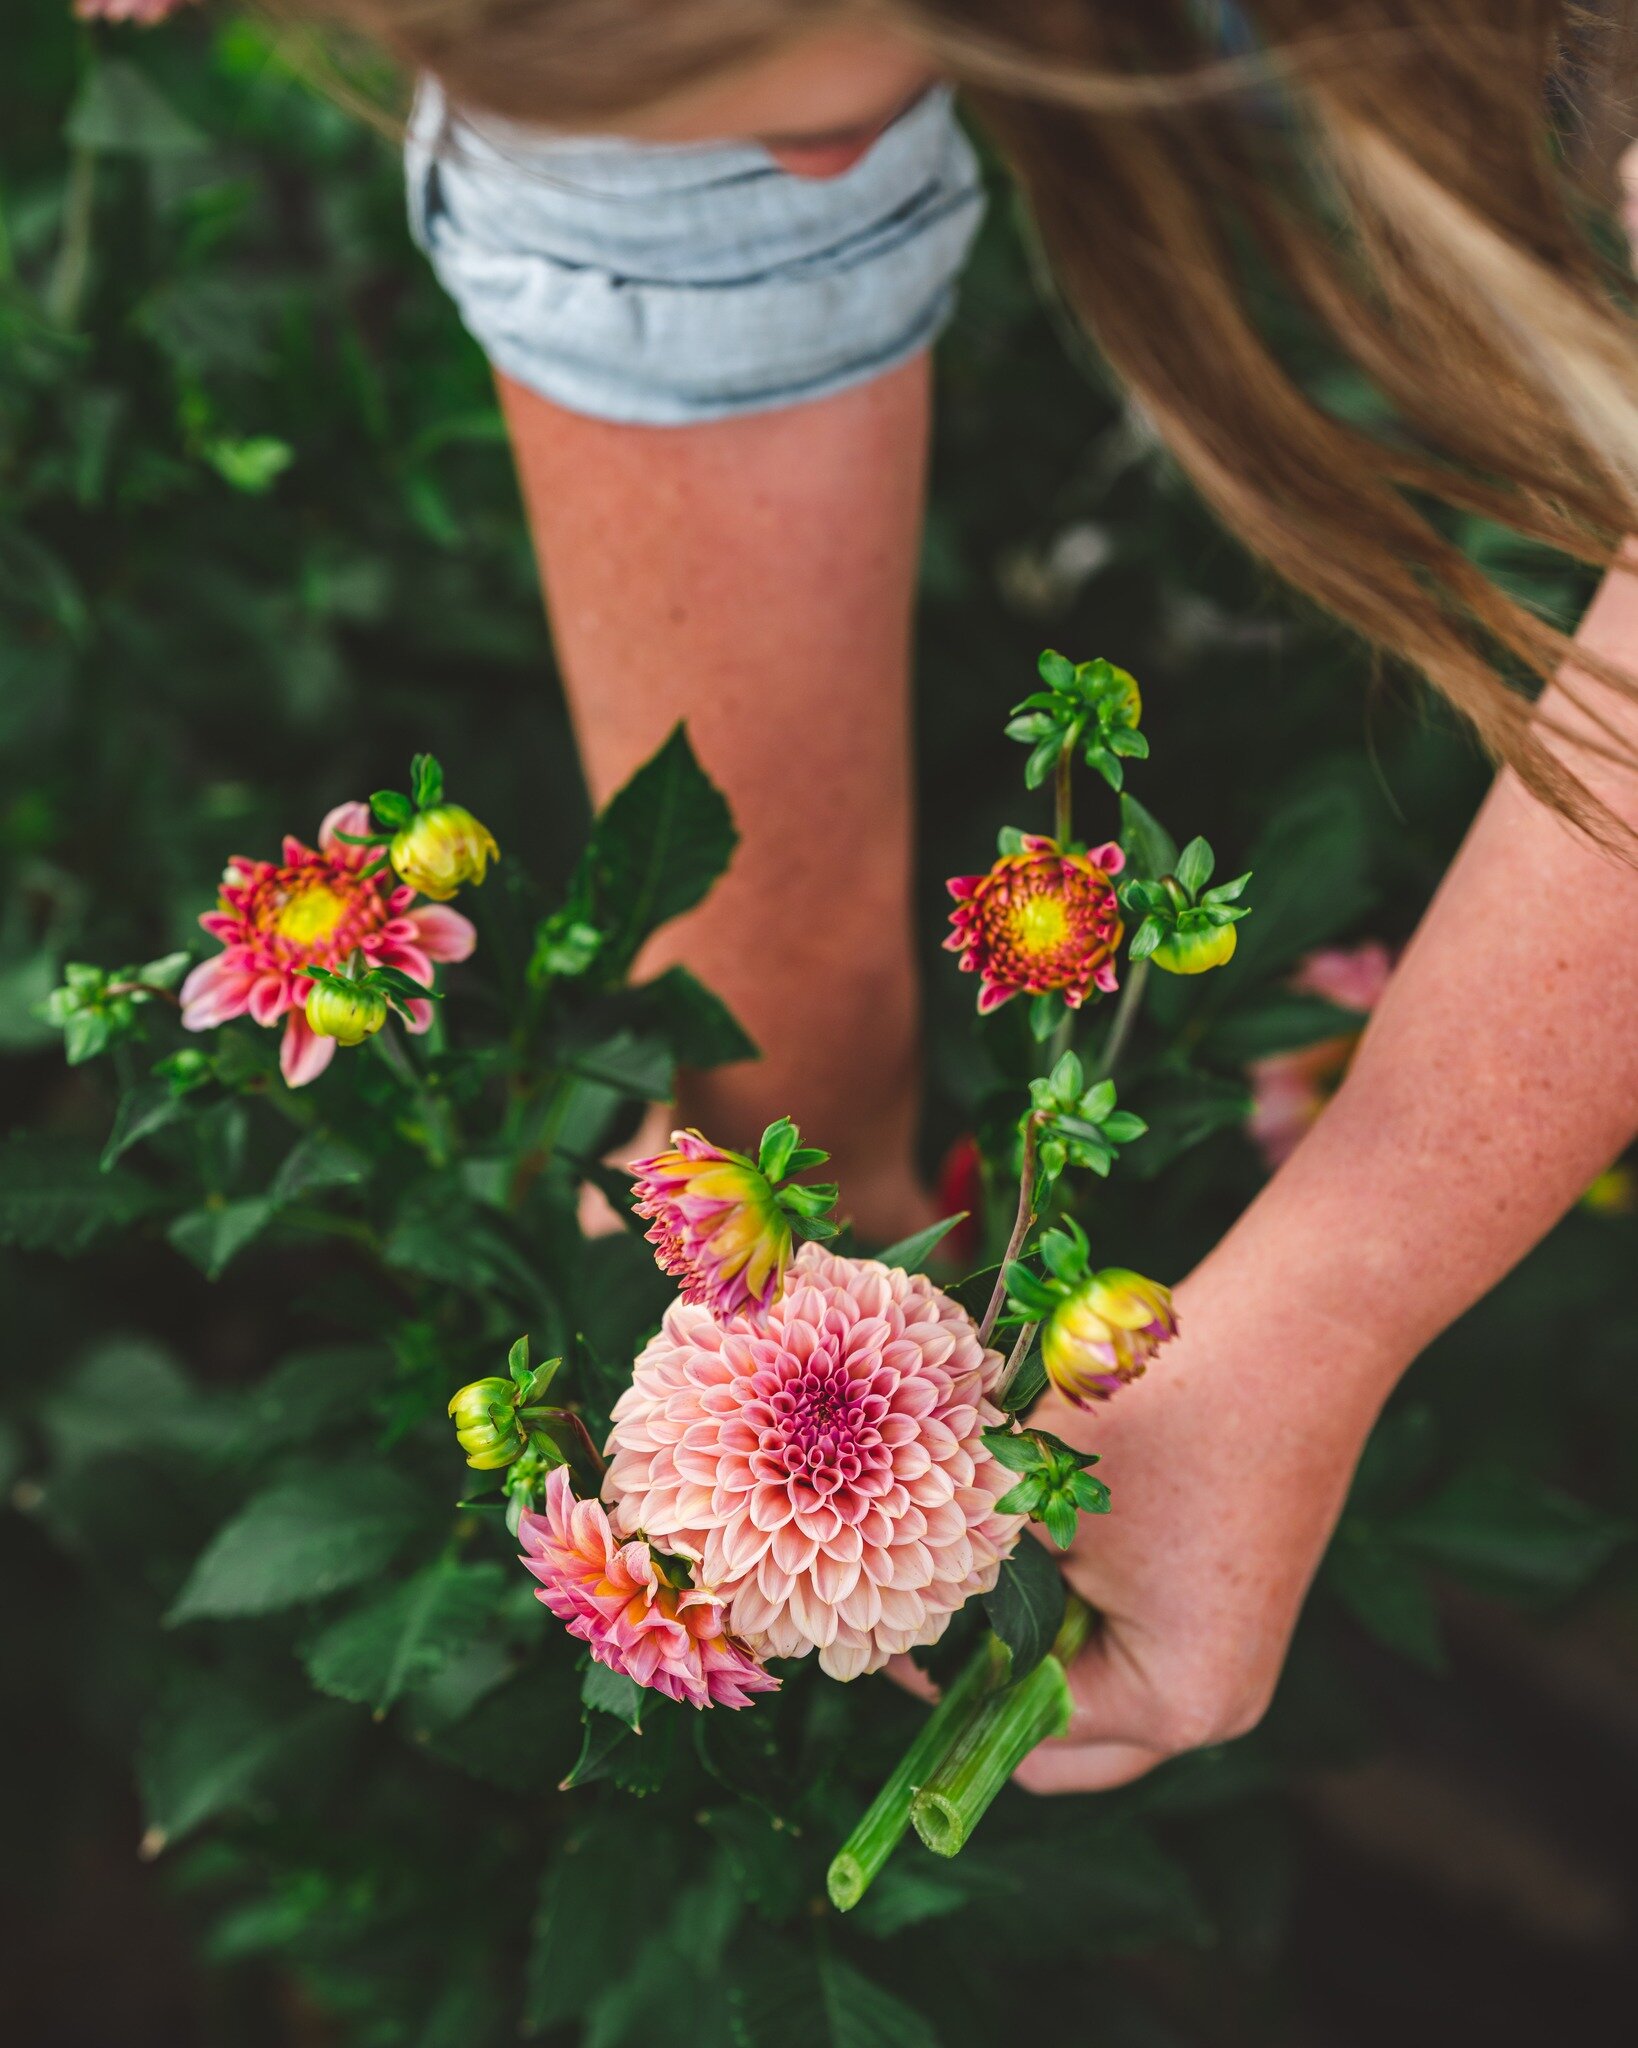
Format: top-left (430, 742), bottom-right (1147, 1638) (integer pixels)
top-left (390, 805), bottom-right (499, 901)
top-left (448, 1377), bottom-right (525, 1469)
top-left (1150, 920), bottom-right (1237, 975)
top-left (304, 976), bottom-right (389, 1046)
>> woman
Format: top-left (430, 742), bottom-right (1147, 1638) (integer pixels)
top-left (286, 0), bottom-right (1638, 1791)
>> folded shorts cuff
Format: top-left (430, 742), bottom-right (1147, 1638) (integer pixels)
top-left (405, 80), bottom-right (986, 426)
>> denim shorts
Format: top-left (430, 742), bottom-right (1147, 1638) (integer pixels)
top-left (405, 81), bottom-right (985, 425)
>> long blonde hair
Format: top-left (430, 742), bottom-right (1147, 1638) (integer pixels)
top-left (288, 0), bottom-right (1638, 839)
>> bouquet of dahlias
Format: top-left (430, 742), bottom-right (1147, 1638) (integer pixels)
top-left (441, 651), bottom-right (1252, 1904)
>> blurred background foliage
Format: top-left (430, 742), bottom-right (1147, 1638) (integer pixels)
top-left (3, 7), bottom-right (1637, 2045)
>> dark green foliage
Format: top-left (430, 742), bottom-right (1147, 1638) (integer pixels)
top-left (3, 11), bottom-right (1635, 2048)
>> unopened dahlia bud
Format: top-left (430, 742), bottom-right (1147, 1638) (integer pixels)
top-left (1042, 1269), bottom-right (1178, 1407)
top-left (303, 975), bottom-right (388, 1046)
top-left (945, 835), bottom-right (1124, 1014)
top-left (389, 805), bottom-right (499, 901)
top-left (449, 1377), bottom-right (525, 1468)
top-left (1150, 922), bottom-right (1238, 975)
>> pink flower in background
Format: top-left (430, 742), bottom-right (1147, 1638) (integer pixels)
top-left (75, 0), bottom-right (199, 22)
top-left (629, 1130), bottom-right (793, 1323)
top-left (603, 1244), bottom-right (1026, 1681)
top-left (179, 801), bottom-right (474, 1086)
top-left (1247, 943), bottom-right (1394, 1168)
top-left (518, 1466), bottom-right (778, 1710)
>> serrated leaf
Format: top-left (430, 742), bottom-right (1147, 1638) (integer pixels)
top-left (303, 1558), bottom-right (508, 1716)
top-left (167, 1197), bottom-right (273, 1279)
top-left (138, 1674), bottom-right (348, 1855)
top-left (874, 1212), bottom-right (968, 1273)
top-left (582, 1659), bottom-right (647, 1732)
top-left (102, 1079), bottom-right (188, 1169)
top-left (168, 1464), bottom-right (429, 1622)
top-left (0, 1133), bottom-right (161, 1253)
top-left (42, 1337), bottom-right (220, 1470)
top-left (268, 1131), bottom-right (370, 1207)
top-left (982, 1536), bottom-right (1065, 1676)
top-left (525, 1816), bottom-right (681, 2034)
top-left (572, 725), bottom-right (738, 977)
top-left (559, 1709), bottom-right (633, 1791)
top-left (620, 965), bottom-right (759, 1068)
top-left (728, 1935), bottom-right (939, 2048)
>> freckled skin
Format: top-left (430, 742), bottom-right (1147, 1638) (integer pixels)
top-left (491, 23), bottom-right (1638, 1786)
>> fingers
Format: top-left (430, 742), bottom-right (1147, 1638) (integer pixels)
top-left (1013, 1740), bottom-right (1166, 1794)
top-left (883, 1651), bottom-right (938, 1703)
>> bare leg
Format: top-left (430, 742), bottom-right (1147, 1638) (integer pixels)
top-left (498, 359), bottom-right (937, 1240)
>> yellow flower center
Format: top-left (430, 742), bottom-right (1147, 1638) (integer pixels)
top-left (274, 882), bottom-right (350, 945)
top-left (1008, 892), bottom-right (1069, 957)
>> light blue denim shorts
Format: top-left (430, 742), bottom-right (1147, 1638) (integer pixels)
top-left (405, 81), bottom-right (985, 425)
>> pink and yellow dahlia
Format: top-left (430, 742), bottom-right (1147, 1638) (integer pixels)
top-left (602, 1244), bottom-right (1027, 1681)
top-left (1041, 1269), bottom-right (1178, 1407)
top-left (75, 0), bottom-right (199, 20)
top-left (946, 835), bottom-right (1125, 1013)
top-left (630, 1130), bottom-right (793, 1323)
top-left (179, 801), bottom-right (474, 1087)
top-left (518, 1465), bottom-right (778, 1710)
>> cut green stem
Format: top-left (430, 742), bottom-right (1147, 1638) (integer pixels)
top-left (826, 1632), bottom-right (1011, 1911)
top-left (909, 1600), bottom-right (1093, 1859)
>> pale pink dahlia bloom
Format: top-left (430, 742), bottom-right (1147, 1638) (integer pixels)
top-left (179, 801), bottom-right (474, 1086)
top-left (519, 1466), bottom-right (778, 1710)
top-left (75, 0), bottom-right (199, 21)
top-left (603, 1244), bottom-right (1027, 1680)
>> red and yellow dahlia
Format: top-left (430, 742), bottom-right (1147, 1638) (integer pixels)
top-left (629, 1129), bottom-right (794, 1322)
top-left (179, 801), bottom-right (474, 1087)
top-left (1041, 1269), bottom-right (1178, 1407)
top-left (945, 835), bottom-right (1125, 1014)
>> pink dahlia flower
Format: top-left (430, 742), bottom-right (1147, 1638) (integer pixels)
top-left (519, 1465), bottom-right (778, 1710)
top-left (1041, 1268), bottom-right (1178, 1407)
top-left (630, 1129), bottom-right (793, 1323)
top-left (946, 835), bottom-right (1125, 1014)
top-left (603, 1244), bottom-right (1027, 1680)
top-left (179, 801), bottom-right (474, 1087)
top-left (1247, 943), bottom-right (1393, 1168)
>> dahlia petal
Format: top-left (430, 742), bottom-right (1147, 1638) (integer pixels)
top-left (180, 954), bottom-right (257, 1030)
top-left (280, 1012), bottom-right (337, 1088)
top-left (319, 800), bottom-right (373, 855)
top-left (406, 902), bottom-right (477, 963)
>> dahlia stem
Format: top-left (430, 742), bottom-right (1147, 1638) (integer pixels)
top-left (1093, 958), bottom-right (1149, 1082)
top-left (826, 1631), bottom-right (1011, 1912)
top-left (977, 1112), bottom-right (1042, 1348)
top-left (48, 143), bottom-right (96, 329)
top-left (1053, 736), bottom-right (1076, 847)
top-left (910, 1600), bottom-right (1092, 1858)
top-left (994, 1318), bottom-right (1039, 1406)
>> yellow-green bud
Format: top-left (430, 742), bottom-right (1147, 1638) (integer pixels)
top-left (304, 978), bottom-right (388, 1045)
top-left (390, 805), bottom-right (499, 902)
top-left (448, 1377), bottom-right (525, 1469)
top-left (1150, 921), bottom-right (1237, 976)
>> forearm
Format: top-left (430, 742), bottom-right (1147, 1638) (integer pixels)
top-left (1203, 554), bottom-right (1638, 1409)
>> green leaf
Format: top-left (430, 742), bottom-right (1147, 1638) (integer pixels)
top-left (982, 1536), bottom-right (1065, 1676)
top-left (849, 1850), bottom-right (1017, 1938)
top-left (0, 1133), bottom-right (161, 1253)
top-left (1037, 649), bottom-right (1077, 690)
top-left (1123, 1070), bottom-right (1252, 1179)
top-left (573, 725), bottom-right (738, 977)
top-left (102, 1079), bottom-right (189, 1170)
top-left (525, 1816), bottom-right (680, 2034)
top-left (728, 1935), bottom-right (939, 2048)
top-left (1202, 993), bottom-right (1367, 1064)
top-left (981, 1427), bottom-right (1039, 1474)
top-left (411, 752), bottom-right (445, 809)
top-left (1024, 733), bottom-right (1064, 789)
top-left (1228, 785), bottom-right (1376, 981)
top-left (1175, 837), bottom-right (1214, 898)
top-left (559, 1710), bottom-right (634, 1791)
top-left (566, 1028), bottom-right (676, 1099)
top-left (138, 1674), bottom-right (348, 1856)
top-left (1041, 1496), bottom-right (1079, 1550)
top-left (201, 435), bottom-right (293, 495)
top-left (167, 1197), bottom-right (273, 1279)
top-left (622, 966), bottom-right (758, 1068)
top-left (582, 1660), bottom-right (647, 1732)
top-left (873, 1213), bottom-right (968, 1272)
top-left (168, 1465), bottom-right (430, 1622)
top-left (303, 1558), bottom-right (508, 1717)
top-left (268, 1132), bottom-right (370, 1207)
top-left (1390, 1467), bottom-right (1631, 1602)
top-left (758, 1118), bottom-right (799, 1182)
top-left (1324, 1525), bottom-right (1447, 1672)
top-left (42, 1337), bottom-right (220, 1470)
top-left (66, 59), bottom-right (209, 157)
top-left (371, 788), bottom-right (415, 829)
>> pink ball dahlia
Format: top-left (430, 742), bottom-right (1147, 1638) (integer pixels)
top-left (629, 1129), bottom-right (793, 1323)
top-left (179, 802), bottom-right (475, 1086)
top-left (946, 835), bottom-right (1125, 1014)
top-left (602, 1244), bottom-right (1027, 1681)
top-left (519, 1465), bottom-right (778, 1710)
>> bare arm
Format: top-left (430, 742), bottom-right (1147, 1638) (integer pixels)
top-left (498, 359), bottom-right (938, 1238)
top-left (1017, 556), bottom-right (1638, 1791)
